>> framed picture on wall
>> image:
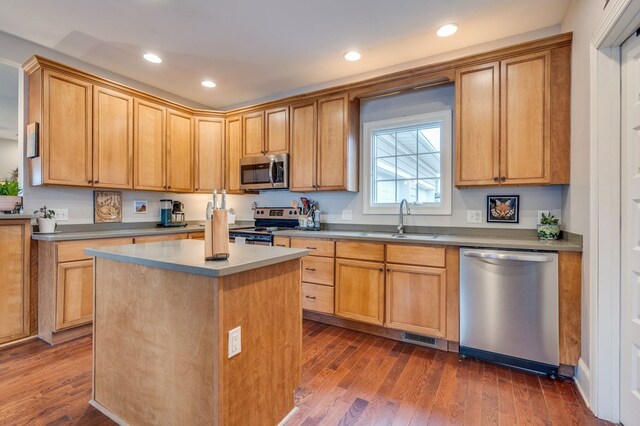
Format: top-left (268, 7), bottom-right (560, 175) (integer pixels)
top-left (487, 195), bottom-right (519, 223)
top-left (94, 191), bottom-right (123, 223)
top-left (26, 122), bottom-right (39, 158)
top-left (133, 200), bottom-right (147, 214)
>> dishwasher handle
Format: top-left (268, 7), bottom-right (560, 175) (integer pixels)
top-left (463, 250), bottom-right (553, 263)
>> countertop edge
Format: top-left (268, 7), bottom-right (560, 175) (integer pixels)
top-left (32, 225), bottom-right (206, 241)
top-left (86, 244), bottom-right (310, 277)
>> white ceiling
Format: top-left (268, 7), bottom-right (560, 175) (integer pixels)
top-left (0, 0), bottom-right (570, 110)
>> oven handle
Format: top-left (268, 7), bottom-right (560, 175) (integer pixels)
top-left (269, 158), bottom-right (276, 188)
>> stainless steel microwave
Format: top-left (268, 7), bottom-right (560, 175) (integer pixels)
top-left (239, 154), bottom-right (289, 190)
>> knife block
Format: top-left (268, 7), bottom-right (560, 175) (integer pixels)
top-left (205, 209), bottom-right (230, 261)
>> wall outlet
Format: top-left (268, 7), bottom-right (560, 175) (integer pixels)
top-left (467, 210), bottom-right (482, 224)
top-left (228, 326), bottom-right (241, 358)
top-left (55, 208), bottom-right (69, 221)
top-left (342, 210), bottom-right (353, 220)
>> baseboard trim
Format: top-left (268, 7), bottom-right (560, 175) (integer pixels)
top-left (0, 335), bottom-right (37, 350)
top-left (89, 399), bottom-right (128, 426)
top-left (278, 406), bottom-right (299, 425)
top-left (574, 358), bottom-right (591, 409)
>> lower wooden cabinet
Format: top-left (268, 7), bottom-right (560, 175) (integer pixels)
top-left (133, 233), bottom-right (189, 244)
top-left (56, 260), bottom-right (93, 330)
top-left (0, 220), bottom-right (31, 345)
top-left (385, 264), bottom-right (447, 337)
top-left (335, 258), bottom-right (385, 325)
top-left (302, 282), bottom-right (334, 314)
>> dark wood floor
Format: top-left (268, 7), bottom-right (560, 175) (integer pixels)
top-left (0, 320), bottom-right (607, 425)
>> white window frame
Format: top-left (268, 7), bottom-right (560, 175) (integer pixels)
top-left (362, 110), bottom-right (452, 215)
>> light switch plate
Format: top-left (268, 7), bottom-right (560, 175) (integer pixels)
top-left (55, 208), bottom-right (69, 221)
top-left (342, 210), bottom-right (353, 220)
top-left (228, 326), bottom-right (241, 358)
top-left (467, 210), bottom-right (482, 223)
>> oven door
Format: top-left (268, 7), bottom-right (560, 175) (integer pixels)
top-left (240, 154), bottom-right (288, 190)
top-left (229, 232), bottom-right (274, 246)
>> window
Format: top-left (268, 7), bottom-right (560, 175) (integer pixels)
top-left (362, 111), bottom-right (452, 215)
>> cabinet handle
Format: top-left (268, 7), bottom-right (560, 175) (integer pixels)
top-left (276, 244), bottom-right (286, 247)
top-left (94, 180), bottom-right (99, 184)
top-left (305, 267), bottom-right (316, 271)
top-left (88, 180), bottom-right (92, 184)
top-left (305, 295), bottom-right (316, 300)
top-left (306, 247), bottom-right (316, 250)
top-left (387, 268), bottom-right (392, 272)
top-left (501, 176), bottom-right (506, 182)
top-left (168, 185), bottom-right (172, 189)
top-left (378, 268), bottom-right (384, 272)
top-left (493, 176), bottom-right (499, 182)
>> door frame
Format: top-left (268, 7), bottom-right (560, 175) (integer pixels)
top-left (588, 0), bottom-right (640, 421)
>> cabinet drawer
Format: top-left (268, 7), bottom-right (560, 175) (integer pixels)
top-left (57, 237), bottom-right (134, 262)
top-left (273, 236), bottom-right (290, 247)
top-left (336, 241), bottom-right (384, 262)
top-left (386, 244), bottom-right (445, 267)
top-left (290, 237), bottom-right (335, 257)
top-left (302, 256), bottom-right (334, 286)
top-left (134, 234), bottom-right (189, 244)
top-left (302, 282), bottom-right (334, 314)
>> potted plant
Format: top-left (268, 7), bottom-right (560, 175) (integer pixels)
top-left (34, 205), bottom-right (56, 233)
top-left (537, 212), bottom-right (561, 240)
top-left (0, 179), bottom-right (22, 212)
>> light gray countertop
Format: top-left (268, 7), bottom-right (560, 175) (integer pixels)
top-left (0, 214), bottom-right (33, 220)
top-left (273, 229), bottom-right (582, 252)
top-left (86, 239), bottom-right (310, 277)
top-left (31, 223), bottom-right (250, 241)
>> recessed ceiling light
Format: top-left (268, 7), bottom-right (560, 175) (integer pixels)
top-left (201, 80), bottom-right (216, 88)
top-left (343, 51), bottom-right (362, 62)
top-left (143, 53), bottom-right (162, 64)
top-left (436, 23), bottom-right (458, 37)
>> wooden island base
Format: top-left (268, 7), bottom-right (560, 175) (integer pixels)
top-left (91, 257), bottom-right (301, 426)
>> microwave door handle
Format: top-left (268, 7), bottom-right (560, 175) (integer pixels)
top-left (269, 158), bottom-right (276, 187)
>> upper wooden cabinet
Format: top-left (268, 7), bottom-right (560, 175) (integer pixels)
top-left (194, 116), bottom-right (225, 193)
top-left (167, 109), bottom-right (193, 192)
top-left (455, 47), bottom-right (570, 187)
top-left (242, 106), bottom-right (289, 157)
top-left (30, 70), bottom-right (93, 187)
top-left (134, 99), bottom-right (166, 191)
top-left (226, 115), bottom-right (243, 194)
top-left (93, 86), bottom-right (134, 189)
top-left (290, 94), bottom-right (358, 192)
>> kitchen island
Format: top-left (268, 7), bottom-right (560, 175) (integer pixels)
top-left (86, 240), bottom-right (309, 426)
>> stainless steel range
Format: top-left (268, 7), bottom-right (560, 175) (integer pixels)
top-left (229, 207), bottom-right (299, 245)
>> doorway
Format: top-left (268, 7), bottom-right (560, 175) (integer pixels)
top-left (621, 29), bottom-right (640, 426)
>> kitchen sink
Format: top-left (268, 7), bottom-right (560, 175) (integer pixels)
top-left (389, 234), bottom-right (438, 240)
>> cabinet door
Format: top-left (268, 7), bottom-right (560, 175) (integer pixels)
top-left (0, 224), bottom-right (29, 344)
top-left (335, 258), bottom-right (385, 325)
top-left (167, 109), bottom-right (193, 192)
top-left (386, 264), bottom-right (446, 337)
top-left (455, 62), bottom-right (500, 186)
top-left (242, 111), bottom-right (264, 157)
top-left (317, 95), bottom-right (348, 190)
top-left (93, 86), bottom-right (133, 189)
top-left (500, 51), bottom-right (551, 185)
top-left (265, 106), bottom-right (289, 154)
top-left (226, 115), bottom-right (243, 194)
top-left (56, 260), bottom-right (94, 330)
top-left (290, 101), bottom-right (317, 191)
top-left (134, 99), bottom-right (166, 191)
top-left (194, 117), bottom-right (225, 193)
top-left (43, 70), bottom-right (93, 186)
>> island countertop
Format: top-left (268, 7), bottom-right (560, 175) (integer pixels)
top-left (85, 239), bottom-right (309, 277)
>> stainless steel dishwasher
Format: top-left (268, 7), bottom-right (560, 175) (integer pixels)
top-left (459, 248), bottom-right (559, 376)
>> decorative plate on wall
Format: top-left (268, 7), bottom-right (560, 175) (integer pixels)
top-left (94, 191), bottom-right (123, 223)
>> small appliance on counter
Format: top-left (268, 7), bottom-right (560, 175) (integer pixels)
top-left (158, 199), bottom-right (187, 228)
top-left (172, 201), bottom-right (185, 223)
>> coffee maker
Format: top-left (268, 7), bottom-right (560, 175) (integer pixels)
top-left (158, 199), bottom-right (187, 227)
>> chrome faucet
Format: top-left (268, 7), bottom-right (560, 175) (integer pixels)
top-left (397, 199), bottom-right (411, 234)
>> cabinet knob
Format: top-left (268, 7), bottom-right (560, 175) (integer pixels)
top-left (493, 176), bottom-right (499, 182)
top-left (501, 176), bottom-right (506, 182)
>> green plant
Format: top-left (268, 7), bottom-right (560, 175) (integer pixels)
top-left (33, 205), bottom-right (55, 219)
top-left (539, 212), bottom-right (559, 225)
top-left (0, 180), bottom-right (21, 196)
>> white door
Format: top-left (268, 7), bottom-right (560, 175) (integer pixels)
top-left (621, 30), bottom-right (640, 426)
